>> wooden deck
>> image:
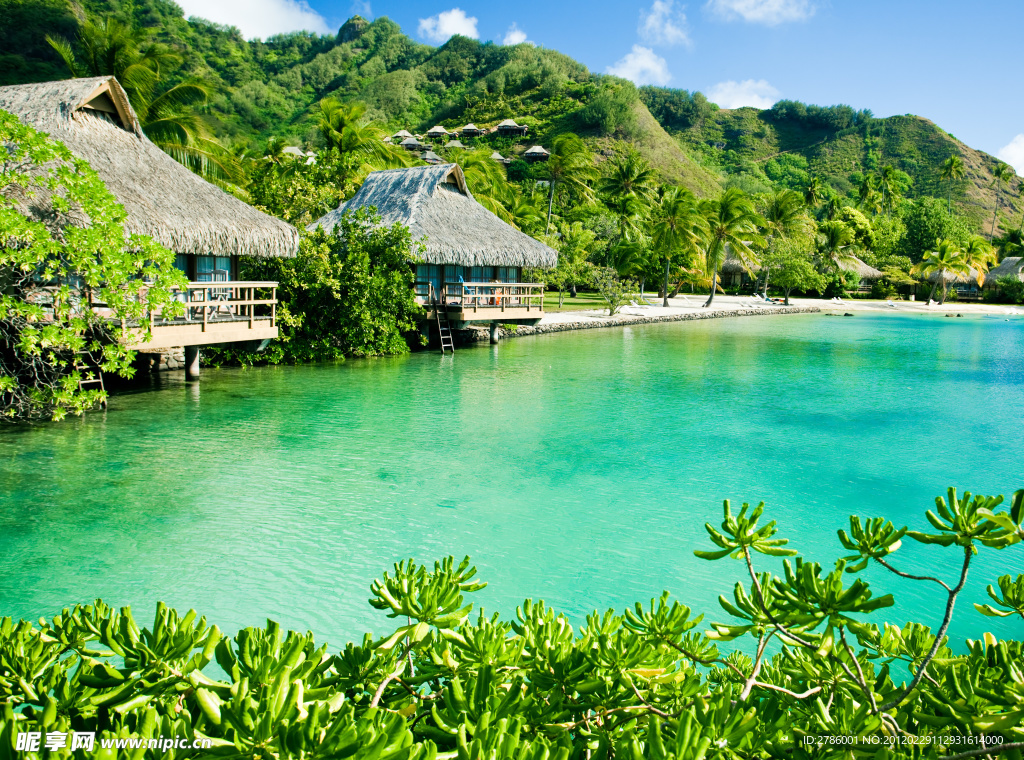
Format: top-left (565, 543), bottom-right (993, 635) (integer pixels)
top-left (418, 282), bottom-right (545, 325)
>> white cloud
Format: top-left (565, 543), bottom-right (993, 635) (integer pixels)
top-left (705, 0), bottom-right (814, 25)
top-left (639, 0), bottom-right (691, 46)
top-left (418, 8), bottom-right (479, 43)
top-left (502, 23), bottom-right (533, 45)
top-left (607, 45), bottom-right (671, 86)
top-left (707, 79), bottom-right (780, 109)
top-left (998, 135), bottom-right (1024, 177)
top-left (175, 0), bottom-right (330, 39)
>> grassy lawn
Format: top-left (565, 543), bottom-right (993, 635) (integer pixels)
top-left (542, 291), bottom-right (609, 312)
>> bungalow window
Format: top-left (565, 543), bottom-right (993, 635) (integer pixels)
top-left (470, 266), bottom-right (489, 282)
top-left (497, 267), bottom-right (518, 283)
top-left (415, 264), bottom-right (441, 299)
top-left (173, 254), bottom-right (189, 276)
top-left (196, 255), bottom-right (232, 282)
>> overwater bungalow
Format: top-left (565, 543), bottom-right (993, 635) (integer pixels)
top-left (460, 123), bottom-right (484, 137)
top-left (495, 118), bottom-right (528, 137)
top-left (310, 165), bottom-right (556, 341)
top-left (524, 145), bottom-right (550, 162)
top-left (0, 76), bottom-right (300, 376)
top-left (425, 125), bottom-right (450, 139)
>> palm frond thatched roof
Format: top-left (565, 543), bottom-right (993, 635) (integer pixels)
top-left (444, 140), bottom-right (466, 149)
top-left (984, 256), bottom-right (1024, 286)
top-left (496, 119), bottom-right (521, 128)
top-left (392, 130), bottom-right (413, 138)
top-left (426, 125), bottom-right (449, 135)
top-left (400, 137), bottom-right (422, 147)
top-left (0, 76), bottom-right (298, 258)
top-left (524, 145), bottom-right (549, 155)
top-left (309, 164), bottom-right (557, 268)
top-left (839, 256), bottom-right (883, 280)
top-left (461, 123), bottom-right (480, 131)
top-left (925, 267), bottom-right (981, 284)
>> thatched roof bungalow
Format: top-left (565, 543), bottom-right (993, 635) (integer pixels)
top-left (495, 118), bottom-right (528, 136)
top-left (444, 139), bottom-right (466, 149)
top-left (392, 129), bottom-right (413, 140)
top-left (524, 145), bottom-right (550, 162)
top-left (460, 123), bottom-right (484, 137)
top-left (0, 76), bottom-right (299, 356)
top-left (490, 150), bottom-right (509, 164)
top-left (839, 256), bottom-right (883, 282)
top-left (310, 165), bottom-right (555, 326)
top-left (983, 257), bottom-right (1024, 288)
top-left (399, 137), bottom-right (423, 150)
top-left (425, 125), bottom-right (450, 139)
top-left (422, 150), bottom-right (444, 164)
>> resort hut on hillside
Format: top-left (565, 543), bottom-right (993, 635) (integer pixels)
top-left (444, 139), bottom-right (466, 149)
top-left (983, 257), bottom-right (1024, 290)
top-left (399, 137), bottom-right (424, 151)
top-left (496, 118), bottom-right (528, 137)
top-left (839, 256), bottom-right (884, 292)
top-left (392, 129), bottom-right (413, 140)
top-left (524, 145), bottom-right (550, 162)
top-left (310, 165), bottom-right (555, 340)
top-left (490, 150), bottom-right (510, 164)
top-left (460, 123), bottom-right (484, 137)
top-left (422, 150), bottom-right (444, 164)
top-left (0, 76), bottom-right (299, 378)
top-left (425, 125), bottom-right (450, 139)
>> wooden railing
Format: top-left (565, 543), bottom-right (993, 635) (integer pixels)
top-left (414, 282), bottom-right (544, 313)
top-left (163, 281), bottom-right (278, 331)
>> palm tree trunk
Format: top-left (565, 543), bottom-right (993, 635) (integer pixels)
top-left (704, 269), bottom-right (717, 308)
top-left (927, 280), bottom-right (939, 303)
top-left (939, 281), bottom-right (948, 305)
top-left (762, 269), bottom-right (770, 298)
top-left (663, 257), bottom-right (671, 307)
top-left (545, 180), bottom-right (555, 234)
top-left (991, 207), bottom-right (998, 239)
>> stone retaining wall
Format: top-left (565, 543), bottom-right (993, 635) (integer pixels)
top-left (456, 306), bottom-right (821, 345)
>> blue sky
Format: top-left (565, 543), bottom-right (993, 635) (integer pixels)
top-left (173, 0), bottom-right (1024, 172)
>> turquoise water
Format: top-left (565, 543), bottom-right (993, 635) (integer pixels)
top-left (1, 313), bottom-right (1022, 648)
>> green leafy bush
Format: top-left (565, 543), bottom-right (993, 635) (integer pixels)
top-left (2, 488), bottom-right (1022, 758)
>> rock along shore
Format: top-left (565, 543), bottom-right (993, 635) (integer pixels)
top-left (457, 305), bottom-right (821, 345)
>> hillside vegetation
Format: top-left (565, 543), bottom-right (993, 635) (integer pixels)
top-left (2, 0), bottom-right (1020, 231)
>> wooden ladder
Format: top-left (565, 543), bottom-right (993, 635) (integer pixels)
top-left (432, 288), bottom-right (455, 354)
top-left (75, 351), bottom-right (107, 407)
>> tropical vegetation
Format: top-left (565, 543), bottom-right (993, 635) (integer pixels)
top-left (2, 486), bottom-right (1023, 758)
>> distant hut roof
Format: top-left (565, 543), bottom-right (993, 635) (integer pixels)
top-left (496, 119), bottom-right (520, 128)
top-left (392, 130), bottom-right (413, 139)
top-left (426, 125), bottom-right (449, 135)
top-left (490, 151), bottom-right (506, 161)
top-left (281, 146), bottom-right (305, 157)
top-left (984, 256), bottom-right (1024, 286)
top-left (461, 123), bottom-right (480, 131)
top-left (0, 76), bottom-right (298, 257)
top-left (309, 164), bottom-right (557, 268)
top-left (924, 267), bottom-right (981, 285)
top-left (444, 139), bottom-right (466, 149)
top-left (524, 145), bottom-right (549, 155)
top-left (400, 137), bottom-right (422, 147)
top-left (839, 256), bottom-right (883, 280)
top-left (421, 150), bottom-right (444, 164)
top-left (720, 249), bottom-right (759, 275)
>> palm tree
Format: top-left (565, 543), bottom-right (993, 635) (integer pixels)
top-left (994, 228), bottom-right (1024, 259)
top-left (877, 165), bottom-right (902, 216)
top-left (699, 188), bottom-right (763, 308)
top-left (961, 235), bottom-right (995, 287)
top-left (449, 149), bottom-right (515, 223)
top-left (759, 189), bottom-right (810, 295)
top-left (1017, 180), bottom-right (1024, 231)
top-left (803, 176), bottom-right (824, 209)
top-left (599, 148), bottom-right (658, 208)
top-left (316, 98), bottom-right (410, 192)
top-left (47, 18), bottom-right (238, 183)
top-left (816, 221), bottom-right (857, 272)
top-left (989, 162), bottom-right (1015, 239)
top-left (912, 239), bottom-right (970, 304)
top-left (653, 187), bottom-right (706, 306)
top-left (542, 134), bottom-right (597, 233)
top-left (940, 154), bottom-right (965, 213)
top-left (857, 175), bottom-right (882, 216)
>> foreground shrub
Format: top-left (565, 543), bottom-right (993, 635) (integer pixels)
top-left (1, 487), bottom-right (1023, 758)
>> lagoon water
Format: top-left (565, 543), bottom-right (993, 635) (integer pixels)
top-left (2, 312), bottom-right (1022, 647)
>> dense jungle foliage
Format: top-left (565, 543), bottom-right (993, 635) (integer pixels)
top-left (1, 0), bottom-right (1022, 231)
top-left (2, 487), bottom-right (1023, 758)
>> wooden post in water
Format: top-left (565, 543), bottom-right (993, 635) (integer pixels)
top-left (185, 346), bottom-right (200, 380)
top-left (489, 322), bottom-right (500, 344)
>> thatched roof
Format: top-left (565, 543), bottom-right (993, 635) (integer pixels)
top-left (496, 119), bottom-right (521, 128)
top-left (392, 130), bottom-right (413, 139)
top-left (925, 267), bottom-right (981, 285)
top-left (525, 145), bottom-right (549, 155)
top-left (422, 151), bottom-right (443, 164)
top-left (400, 137), bottom-right (422, 147)
top-left (984, 256), bottom-right (1024, 287)
top-left (309, 164), bottom-right (557, 268)
top-left (461, 123), bottom-right (480, 131)
top-left (839, 256), bottom-right (883, 280)
top-left (444, 140), bottom-right (466, 149)
top-left (0, 77), bottom-right (298, 258)
top-left (426, 125), bottom-right (449, 135)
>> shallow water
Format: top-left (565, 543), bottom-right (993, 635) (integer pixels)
top-left (2, 312), bottom-right (1022, 647)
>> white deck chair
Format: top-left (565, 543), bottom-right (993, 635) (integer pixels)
top-left (629, 300), bottom-right (652, 309)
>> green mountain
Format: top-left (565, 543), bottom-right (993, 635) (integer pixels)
top-left (2, 0), bottom-right (1020, 233)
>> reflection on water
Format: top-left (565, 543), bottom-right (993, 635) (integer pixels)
top-left (1, 313), bottom-right (1022, 648)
